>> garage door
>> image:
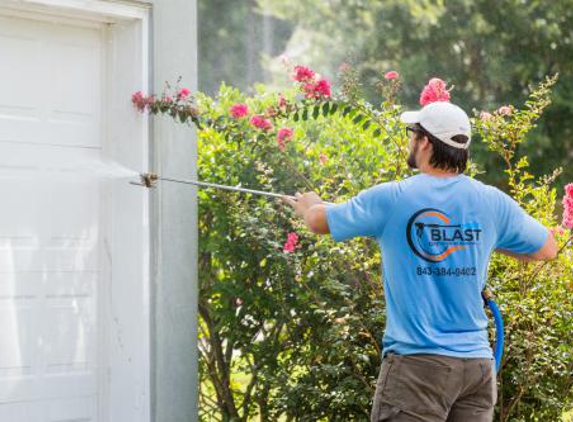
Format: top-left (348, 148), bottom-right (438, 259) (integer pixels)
top-left (0, 13), bottom-right (104, 421)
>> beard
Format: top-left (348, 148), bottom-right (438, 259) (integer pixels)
top-left (407, 141), bottom-right (419, 169)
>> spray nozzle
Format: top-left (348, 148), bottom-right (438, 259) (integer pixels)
top-left (141, 173), bottom-right (159, 188)
top-left (129, 172), bottom-right (159, 188)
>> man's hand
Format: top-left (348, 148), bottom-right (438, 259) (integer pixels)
top-left (282, 192), bottom-right (330, 234)
top-left (282, 192), bottom-right (323, 218)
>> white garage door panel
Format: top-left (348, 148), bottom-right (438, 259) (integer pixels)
top-left (0, 396), bottom-right (95, 422)
top-left (0, 13), bottom-right (104, 422)
top-left (0, 14), bottom-right (101, 148)
top-left (0, 307), bottom-right (33, 376)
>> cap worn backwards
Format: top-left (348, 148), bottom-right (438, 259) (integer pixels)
top-left (400, 102), bottom-right (472, 150)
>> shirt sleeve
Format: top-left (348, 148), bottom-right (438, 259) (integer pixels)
top-left (325, 182), bottom-right (399, 242)
top-left (493, 188), bottom-right (549, 254)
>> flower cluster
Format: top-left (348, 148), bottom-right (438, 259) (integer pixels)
top-left (230, 103), bottom-right (249, 119)
top-left (384, 71), bottom-right (399, 80)
top-left (131, 86), bottom-right (198, 123)
top-left (177, 87), bottom-right (191, 100)
top-left (283, 232), bottom-right (299, 253)
top-left (277, 127), bottom-right (294, 151)
top-left (227, 98), bottom-right (298, 151)
top-left (498, 105), bottom-right (512, 116)
top-left (479, 105), bottom-right (513, 122)
top-left (132, 91), bottom-right (153, 112)
top-left (419, 78), bottom-right (451, 106)
top-left (249, 115), bottom-right (274, 132)
top-left (291, 65), bottom-right (332, 100)
top-left (563, 183), bottom-right (573, 229)
top-left (293, 65), bottom-right (315, 82)
top-left (479, 111), bottom-right (493, 121)
top-left (375, 69), bottom-right (401, 104)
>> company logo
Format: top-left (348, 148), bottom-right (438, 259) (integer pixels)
top-left (406, 208), bottom-right (481, 262)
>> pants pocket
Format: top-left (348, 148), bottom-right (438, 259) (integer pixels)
top-left (393, 355), bottom-right (452, 416)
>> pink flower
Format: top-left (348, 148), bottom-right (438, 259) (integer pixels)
top-left (498, 105), bottom-right (512, 116)
top-left (292, 65), bottom-right (316, 82)
top-left (164, 96), bottom-right (174, 103)
top-left (480, 111), bottom-right (493, 121)
top-left (132, 91), bottom-right (153, 112)
top-left (249, 115), bottom-right (273, 132)
top-left (419, 78), bottom-right (451, 106)
top-left (303, 78), bottom-right (332, 100)
top-left (319, 153), bottom-right (328, 164)
top-left (278, 94), bottom-right (288, 108)
top-left (562, 183), bottom-right (573, 229)
top-left (230, 103), bottom-right (249, 119)
top-left (303, 83), bottom-right (317, 99)
top-left (384, 71), bottom-right (399, 80)
top-left (283, 232), bottom-right (299, 253)
top-left (277, 128), bottom-right (294, 151)
top-left (177, 87), bottom-right (191, 100)
top-left (132, 91), bottom-right (144, 102)
top-left (314, 78), bottom-right (332, 98)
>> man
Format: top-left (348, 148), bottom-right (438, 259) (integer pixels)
top-left (283, 101), bottom-right (558, 422)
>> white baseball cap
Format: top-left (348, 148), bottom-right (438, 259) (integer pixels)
top-left (400, 102), bottom-right (472, 149)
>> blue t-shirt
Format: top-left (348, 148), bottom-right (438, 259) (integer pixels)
top-left (325, 173), bottom-right (548, 358)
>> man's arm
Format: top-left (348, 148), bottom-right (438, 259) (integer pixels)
top-left (304, 204), bottom-right (330, 234)
top-left (284, 183), bottom-right (398, 241)
top-left (495, 230), bottom-right (558, 262)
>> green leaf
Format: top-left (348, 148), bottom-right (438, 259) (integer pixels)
top-left (330, 103), bottom-right (339, 115)
top-left (193, 116), bottom-right (203, 130)
top-left (322, 102), bottom-right (330, 116)
top-left (342, 105), bottom-right (353, 117)
top-left (313, 105), bottom-right (320, 119)
top-left (302, 108), bottom-right (309, 121)
top-left (362, 120), bottom-right (371, 130)
top-left (294, 111), bottom-right (300, 122)
top-left (373, 128), bottom-right (382, 138)
top-left (352, 114), bottom-right (364, 125)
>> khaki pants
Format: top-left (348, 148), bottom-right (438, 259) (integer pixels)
top-left (371, 353), bottom-right (497, 422)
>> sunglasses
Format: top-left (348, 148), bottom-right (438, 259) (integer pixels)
top-left (406, 126), bottom-right (419, 135)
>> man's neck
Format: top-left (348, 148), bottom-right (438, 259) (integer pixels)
top-left (419, 164), bottom-right (459, 178)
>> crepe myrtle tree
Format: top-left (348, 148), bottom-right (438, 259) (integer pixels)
top-left (133, 67), bottom-right (572, 421)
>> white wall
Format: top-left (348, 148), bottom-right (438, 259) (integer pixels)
top-left (147, 1), bottom-right (199, 421)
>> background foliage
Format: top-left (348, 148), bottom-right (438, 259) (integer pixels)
top-left (199, 0), bottom-right (573, 193)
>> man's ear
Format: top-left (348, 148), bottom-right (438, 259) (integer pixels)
top-left (420, 136), bottom-right (432, 151)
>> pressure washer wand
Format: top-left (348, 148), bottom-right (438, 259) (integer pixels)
top-left (130, 173), bottom-right (333, 204)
